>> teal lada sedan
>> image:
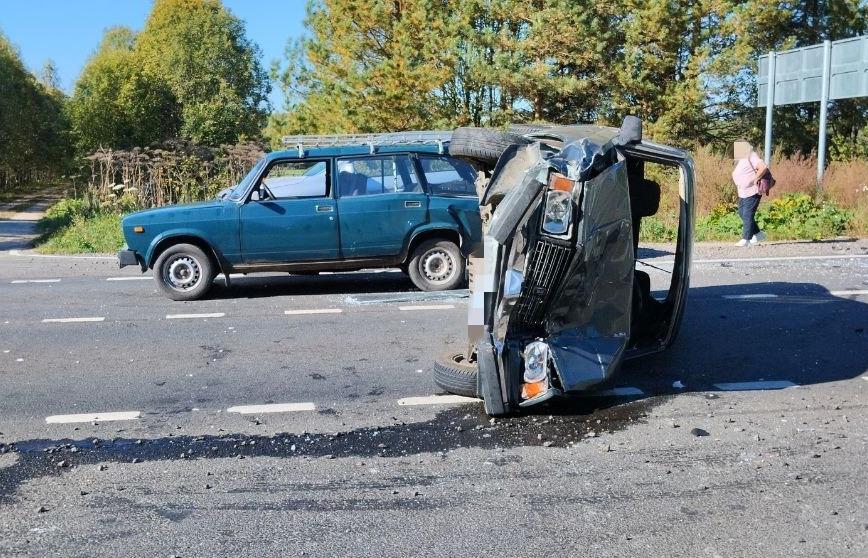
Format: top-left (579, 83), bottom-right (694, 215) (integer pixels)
top-left (118, 132), bottom-right (482, 300)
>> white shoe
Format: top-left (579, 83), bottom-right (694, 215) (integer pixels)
top-left (735, 239), bottom-right (749, 247)
top-left (750, 231), bottom-right (766, 245)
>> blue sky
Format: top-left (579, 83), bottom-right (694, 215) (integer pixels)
top-left (0, 0), bottom-right (306, 109)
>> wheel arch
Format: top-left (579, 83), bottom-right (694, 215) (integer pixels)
top-left (147, 233), bottom-right (226, 276)
top-left (402, 227), bottom-right (461, 264)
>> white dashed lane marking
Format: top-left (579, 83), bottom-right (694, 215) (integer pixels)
top-left (397, 395), bottom-right (480, 406)
top-left (713, 380), bottom-right (798, 391)
top-left (11, 279), bottom-right (61, 284)
top-left (227, 402), bottom-right (316, 414)
top-left (284, 308), bottom-right (343, 315)
top-left (398, 304), bottom-right (456, 311)
top-left (722, 294), bottom-right (779, 300)
top-left (166, 313), bottom-right (225, 320)
top-left (42, 317), bottom-right (105, 323)
top-left (830, 289), bottom-right (868, 297)
top-left (45, 411), bottom-right (140, 424)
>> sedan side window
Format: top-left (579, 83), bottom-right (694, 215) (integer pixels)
top-left (259, 160), bottom-right (328, 199)
top-left (336, 155), bottom-right (422, 197)
top-left (419, 156), bottom-right (477, 196)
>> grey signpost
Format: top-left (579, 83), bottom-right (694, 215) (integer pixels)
top-left (757, 35), bottom-right (868, 183)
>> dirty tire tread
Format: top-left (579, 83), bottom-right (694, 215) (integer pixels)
top-left (507, 124), bottom-right (551, 136)
top-left (449, 127), bottom-right (532, 164)
top-left (433, 352), bottom-right (478, 398)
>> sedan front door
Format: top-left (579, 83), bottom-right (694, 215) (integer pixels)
top-left (239, 158), bottom-right (339, 263)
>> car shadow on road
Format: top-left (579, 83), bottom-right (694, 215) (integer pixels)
top-left (207, 270), bottom-right (420, 298)
top-left (614, 281), bottom-right (868, 395)
top-left (636, 246), bottom-right (675, 259)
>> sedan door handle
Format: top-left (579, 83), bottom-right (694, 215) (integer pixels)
top-left (404, 200), bottom-right (422, 208)
top-left (316, 205), bottom-right (334, 213)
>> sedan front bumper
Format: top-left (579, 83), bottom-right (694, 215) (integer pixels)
top-left (117, 248), bottom-right (142, 270)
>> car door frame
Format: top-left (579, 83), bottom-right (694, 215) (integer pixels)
top-left (334, 152), bottom-right (430, 259)
top-left (236, 156), bottom-right (340, 266)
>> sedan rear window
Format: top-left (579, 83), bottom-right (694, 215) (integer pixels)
top-left (419, 156), bottom-right (476, 197)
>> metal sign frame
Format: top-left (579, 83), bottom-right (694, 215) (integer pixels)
top-left (756, 35), bottom-right (868, 183)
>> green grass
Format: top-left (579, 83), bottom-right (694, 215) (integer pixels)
top-left (37, 212), bottom-right (124, 254)
top-left (640, 193), bottom-right (856, 242)
top-left (35, 198), bottom-right (124, 254)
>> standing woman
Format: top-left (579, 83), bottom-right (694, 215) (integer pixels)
top-left (732, 141), bottom-right (768, 246)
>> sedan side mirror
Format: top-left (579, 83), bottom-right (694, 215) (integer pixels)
top-left (250, 189), bottom-right (261, 202)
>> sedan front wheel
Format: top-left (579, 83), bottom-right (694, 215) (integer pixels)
top-left (154, 243), bottom-right (215, 301)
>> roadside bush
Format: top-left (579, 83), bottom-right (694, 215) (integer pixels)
top-left (85, 140), bottom-right (264, 209)
top-left (37, 198), bottom-right (89, 234)
top-left (696, 194), bottom-right (851, 241)
top-left (758, 194), bottom-right (852, 240)
top-left (38, 212), bottom-right (123, 254)
top-left (638, 216), bottom-right (677, 243)
top-left (36, 195), bottom-right (128, 254)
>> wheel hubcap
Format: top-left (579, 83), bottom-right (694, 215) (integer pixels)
top-left (165, 256), bottom-right (201, 291)
top-left (421, 249), bottom-right (455, 284)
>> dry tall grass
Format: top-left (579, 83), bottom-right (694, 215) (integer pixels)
top-left (646, 148), bottom-right (868, 235)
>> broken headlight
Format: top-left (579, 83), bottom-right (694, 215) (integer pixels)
top-left (542, 174), bottom-right (575, 235)
top-left (521, 340), bottom-right (550, 400)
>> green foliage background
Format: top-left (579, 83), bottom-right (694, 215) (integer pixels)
top-left (68, 0), bottom-right (270, 152)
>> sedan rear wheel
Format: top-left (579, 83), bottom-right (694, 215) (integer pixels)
top-left (407, 239), bottom-right (464, 291)
top-left (154, 243), bottom-right (215, 301)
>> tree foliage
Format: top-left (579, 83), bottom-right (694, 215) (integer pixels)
top-left (269, 0), bottom-right (868, 156)
top-left (0, 32), bottom-right (70, 187)
top-left (69, 0), bottom-right (270, 151)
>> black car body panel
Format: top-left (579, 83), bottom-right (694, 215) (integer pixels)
top-left (468, 120), bottom-right (694, 412)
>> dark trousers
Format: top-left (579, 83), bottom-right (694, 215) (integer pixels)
top-left (738, 194), bottom-right (761, 240)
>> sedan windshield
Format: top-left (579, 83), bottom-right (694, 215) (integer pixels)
top-left (226, 158), bottom-right (266, 201)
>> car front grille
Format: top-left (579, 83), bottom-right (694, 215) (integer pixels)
top-left (512, 238), bottom-right (573, 329)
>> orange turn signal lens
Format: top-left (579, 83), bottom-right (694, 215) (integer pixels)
top-left (548, 173), bottom-right (574, 192)
top-left (133, 226), bottom-right (144, 233)
top-left (521, 380), bottom-right (547, 400)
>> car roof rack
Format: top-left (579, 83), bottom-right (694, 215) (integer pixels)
top-left (280, 131), bottom-right (452, 157)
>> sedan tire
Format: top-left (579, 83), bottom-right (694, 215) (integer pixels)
top-left (154, 243), bottom-right (215, 301)
top-left (407, 239), bottom-right (464, 291)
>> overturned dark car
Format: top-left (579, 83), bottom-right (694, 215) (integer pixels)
top-left (434, 117), bottom-right (694, 416)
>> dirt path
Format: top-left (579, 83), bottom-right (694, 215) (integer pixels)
top-left (0, 188), bottom-right (65, 252)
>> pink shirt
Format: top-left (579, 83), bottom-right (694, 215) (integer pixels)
top-left (732, 151), bottom-right (762, 198)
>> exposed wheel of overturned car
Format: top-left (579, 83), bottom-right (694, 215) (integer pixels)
top-left (407, 239), bottom-right (465, 291)
top-left (432, 352), bottom-right (478, 398)
top-left (449, 127), bottom-right (532, 165)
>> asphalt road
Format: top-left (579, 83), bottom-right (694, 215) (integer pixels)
top-left (0, 240), bottom-right (867, 557)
